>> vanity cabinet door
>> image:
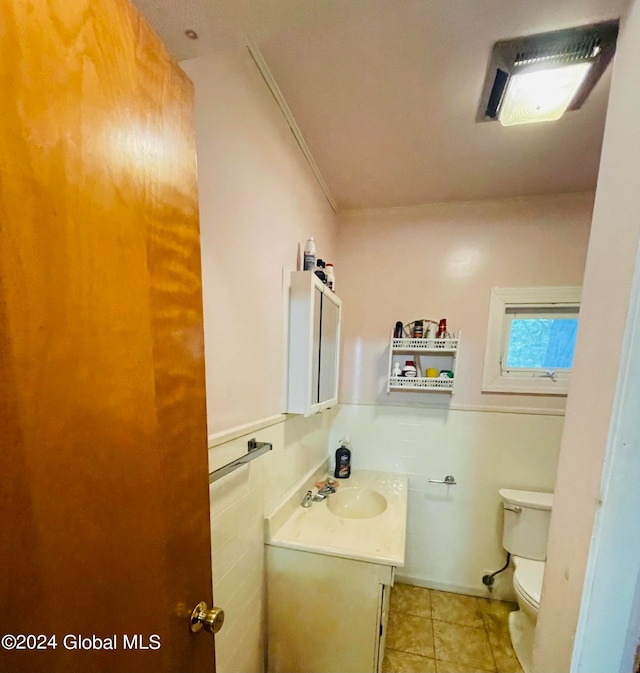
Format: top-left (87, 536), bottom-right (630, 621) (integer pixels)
top-left (266, 546), bottom-right (393, 673)
top-left (287, 271), bottom-right (342, 415)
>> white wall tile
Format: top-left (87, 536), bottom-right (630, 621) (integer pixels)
top-left (217, 583), bottom-right (265, 673)
top-left (208, 412), bottom-right (331, 673)
top-left (330, 404), bottom-right (562, 599)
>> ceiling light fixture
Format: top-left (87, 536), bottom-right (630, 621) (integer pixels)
top-left (478, 21), bottom-right (618, 127)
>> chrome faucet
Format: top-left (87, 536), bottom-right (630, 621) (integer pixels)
top-left (319, 477), bottom-right (337, 495)
top-left (301, 480), bottom-right (337, 507)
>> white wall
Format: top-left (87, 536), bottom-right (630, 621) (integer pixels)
top-left (572, 243), bottom-right (640, 672)
top-left (182, 41), bottom-right (337, 438)
top-left (208, 412), bottom-right (333, 673)
top-left (535, 1), bottom-right (640, 670)
top-left (329, 194), bottom-right (591, 601)
top-left (181, 26), bottom-right (605, 673)
top-left (181, 40), bottom-right (338, 673)
top-left (336, 193), bottom-right (593, 413)
top-left (330, 405), bottom-right (562, 599)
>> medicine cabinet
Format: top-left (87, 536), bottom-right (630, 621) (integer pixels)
top-left (287, 271), bottom-right (342, 416)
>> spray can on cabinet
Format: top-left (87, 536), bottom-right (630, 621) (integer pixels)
top-left (334, 438), bottom-right (351, 479)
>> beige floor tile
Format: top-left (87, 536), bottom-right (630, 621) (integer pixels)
top-left (486, 628), bottom-right (522, 673)
top-left (432, 620), bottom-right (496, 672)
top-left (496, 663), bottom-right (523, 673)
top-left (431, 591), bottom-right (485, 628)
top-left (382, 648), bottom-right (437, 673)
top-left (480, 598), bottom-right (518, 617)
top-left (481, 602), bottom-right (518, 639)
top-left (391, 583), bottom-right (432, 618)
top-left (436, 660), bottom-right (494, 673)
top-left (386, 612), bottom-right (435, 658)
top-left (479, 602), bottom-right (523, 673)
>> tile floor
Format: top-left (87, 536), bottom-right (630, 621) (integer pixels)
top-left (382, 583), bottom-right (524, 673)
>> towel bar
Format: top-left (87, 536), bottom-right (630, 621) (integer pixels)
top-left (209, 438), bottom-right (272, 484)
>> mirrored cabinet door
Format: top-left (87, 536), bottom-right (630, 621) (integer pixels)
top-left (287, 271), bottom-right (342, 416)
top-left (311, 285), bottom-right (322, 404)
top-left (319, 291), bottom-right (340, 405)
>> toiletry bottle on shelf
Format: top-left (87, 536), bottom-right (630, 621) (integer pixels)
top-left (334, 439), bottom-right (351, 479)
top-left (402, 360), bottom-right (417, 377)
top-left (325, 263), bottom-right (335, 290)
top-left (391, 362), bottom-right (402, 377)
top-left (436, 318), bottom-right (447, 338)
top-left (394, 321), bottom-right (404, 338)
top-left (303, 237), bottom-right (316, 271)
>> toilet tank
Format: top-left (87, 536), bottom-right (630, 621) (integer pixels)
top-left (499, 488), bottom-right (553, 561)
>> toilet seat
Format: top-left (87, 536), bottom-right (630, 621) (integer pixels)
top-left (513, 556), bottom-right (545, 609)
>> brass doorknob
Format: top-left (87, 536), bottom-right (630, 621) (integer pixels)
top-left (190, 601), bottom-right (224, 635)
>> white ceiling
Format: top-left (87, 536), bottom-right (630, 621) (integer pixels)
top-left (133, 0), bottom-right (629, 211)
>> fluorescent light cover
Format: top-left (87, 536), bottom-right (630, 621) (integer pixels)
top-left (499, 62), bottom-right (592, 126)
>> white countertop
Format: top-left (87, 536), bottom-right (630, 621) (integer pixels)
top-left (265, 470), bottom-right (408, 567)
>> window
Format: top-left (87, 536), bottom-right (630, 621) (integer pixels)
top-left (482, 287), bottom-right (581, 394)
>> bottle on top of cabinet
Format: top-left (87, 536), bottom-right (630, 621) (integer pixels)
top-left (303, 237), bottom-right (316, 271)
top-left (325, 263), bottom-right (335, 291)
top-left (315, 259), bottom-right (327, 284)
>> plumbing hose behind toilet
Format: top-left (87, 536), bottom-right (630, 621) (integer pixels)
top-left (482, 552), bottom-right (511, 590)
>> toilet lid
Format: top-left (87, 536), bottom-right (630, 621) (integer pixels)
top-left (513, 557), bottom-right (545, 606)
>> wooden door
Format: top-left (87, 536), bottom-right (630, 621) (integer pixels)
top-left (0, 2), bottom-right (215, 672)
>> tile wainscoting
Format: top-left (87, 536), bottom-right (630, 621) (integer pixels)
top-left (330, 404), bottom-right (562, 599)
top-left (208, 410), bottom-right (334, 673)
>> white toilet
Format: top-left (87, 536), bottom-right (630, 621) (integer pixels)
top-left (499, 488), bottom-right (553, 673)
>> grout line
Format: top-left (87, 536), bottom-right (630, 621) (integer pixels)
top-left (429, 588), bottom-right (437, 665)
top-left (481, 608), bottom-right (499, 673)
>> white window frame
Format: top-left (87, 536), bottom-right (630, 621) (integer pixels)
top-left (482, 286), bottom-right (582, 395)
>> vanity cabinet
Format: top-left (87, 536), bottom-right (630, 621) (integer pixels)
top-left (387, 334), bottom-right (460, 394)
top-left (266, 546), bottom-right (393, 673)
top-left (287, 271), bottom-right (342, 416)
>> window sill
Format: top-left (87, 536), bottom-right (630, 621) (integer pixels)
top-left (482, 374), bottom-right (569, 395)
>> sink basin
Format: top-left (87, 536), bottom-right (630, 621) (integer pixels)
top-left (327, 487), bottom-right (388, 519)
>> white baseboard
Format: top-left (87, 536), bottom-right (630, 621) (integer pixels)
top-left (394, 573), bottom-right (516, 603)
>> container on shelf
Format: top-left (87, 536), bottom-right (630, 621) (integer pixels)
top-left (401, 360), bottom-right (417, 377)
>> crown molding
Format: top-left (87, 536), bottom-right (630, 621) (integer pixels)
top-left (246, 37), bottom-right (337, 213)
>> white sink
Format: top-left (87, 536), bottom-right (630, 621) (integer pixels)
top-left (327, 487), bottom-right (388, 519)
